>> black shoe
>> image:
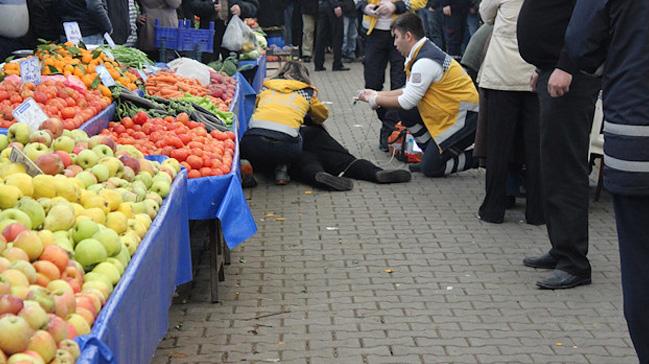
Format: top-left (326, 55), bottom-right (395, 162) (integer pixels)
top-left (536, 269), bottom-right (591, 290)
top-left (408, 163), bottom-right (422, 173)
top-left (314, 172), bottom-right (353, 191)
top-left (342, 56), bottom-right (355, 63)
top-left (375, 169), bottom-right (412, 184)
top-left (477, 212), bottom-right (504, 224)
top-left (523, 253), bottom-right (558, 269)
top-left (314, 66), bottom-right (326, 71)
top-left (302, 56), bottom-right (312, 63)
top-left (332, 66), bottom-right (350, 71)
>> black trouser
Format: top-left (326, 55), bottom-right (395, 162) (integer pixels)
top-left (314, 8), bottom-right (343, 69)
top-left (443, 5), bottom-right (468, 57)
top-left (536, 70), bottom-right (600, 277)
top-left (613, 194), bottom-right (649, 363)
top-left (398, 107), bottom-right (477, 177)
top-left (479, 89), bottom-right (543, 224)
top-left (291, 125), bottom-right (382, 187)
top-left (363, 29), bottom-right (406, 144)
top-left (240, 130), bottom-right (302, 174)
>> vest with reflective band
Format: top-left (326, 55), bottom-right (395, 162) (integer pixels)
top-left (405, 40), bottom-right (479, 144)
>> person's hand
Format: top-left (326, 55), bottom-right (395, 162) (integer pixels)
top-left (230, 4), bottom-right (241, 16)
top-left (355, 89), bottom-right (379, 109)
top-left (376, 2), bottom-right (396, 15)
top-left (364, 4), bottom-right (378, 16)
top-left (137, 14), bottom-right (147, 26)
top-left (547, 68), bottom-right (573, 97)
top-left (530, 72), bottom-right (539, 92)
top-left (214, 2), bottom-right (221, 12)
top-left (334, 6), bottom-right (343, 17)
top-left (443, 5), bottom-right (452, 16)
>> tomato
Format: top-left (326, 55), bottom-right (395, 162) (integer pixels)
top-left (61, 107), bottom-right (77, 119)
top-left (180, 161), bottom-right (192, 171)
top-left (178, 134), bottom-right (192, 145)
top-left (133, 111), bottom-right (149, 125)
top-left (177, 112), bottom-right (189, 124)
top-left (188, 169), bottom-right (201, 179)
top-left (199, 167), bottom-right (212, 177)
top-left (186, 155), bottom-right (203, 169)
top-left (121, 117), bottom-right (134, 128)
top-left (225, 131), bottom-right (235, 141)
top-left (32, 91), bottom-right (48, 104)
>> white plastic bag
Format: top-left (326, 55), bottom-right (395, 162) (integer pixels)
top-left (166, 57), bottom-right (212, 86)
top-left (222, 15), bottom-right (255, 51)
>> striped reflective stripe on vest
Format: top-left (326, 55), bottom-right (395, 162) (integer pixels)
top-left (605, 155), bottom-right (649, 173)
top-left (435, 102), bottom-right (479, 145)
top-left (604, 121), bottom-right (649, 137)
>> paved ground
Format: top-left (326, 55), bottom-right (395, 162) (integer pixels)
top-left (153, 62), bottom-right (637, 363)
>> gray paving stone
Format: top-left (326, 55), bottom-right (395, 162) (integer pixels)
top-left (154, 60), bottom-right (637, 363)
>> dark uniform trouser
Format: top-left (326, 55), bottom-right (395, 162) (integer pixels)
top-left (363, 29), bottom-right (406, 148)
top-left (479, 89), bottom-right (544, 225)
top-left (613, 194), bottom-right (649, 363)
top-left (314, 8), bottom-right (344, 69)
top-left (398, 107), bottom-right (477, 177)
top-left (291, 125), bottom-right (383, 187)
top-left (536, 70), bottom-right (600, 277)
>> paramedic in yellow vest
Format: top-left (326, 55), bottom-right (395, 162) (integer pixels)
top-left (357, 12), bottom-right (479, 177)
top-left (241, 61), bottom-right (329, 185)
top-left (360, 0), bottom-right (426, 152)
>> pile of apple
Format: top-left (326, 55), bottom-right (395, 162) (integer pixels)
top-left (0, 119), bottom-right (181, 363)
top-left (100, 112), bottom-right (235, 178)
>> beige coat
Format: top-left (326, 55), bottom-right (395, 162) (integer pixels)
top-left (477, 0), bottom-right (535, 91)
top-left (138, 0), bottom-right (182, 51)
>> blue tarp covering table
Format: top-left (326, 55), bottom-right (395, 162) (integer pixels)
top-left (239, 56), bottom-right (267, 93)
top-left (76, 169), bottom-right (192, 364)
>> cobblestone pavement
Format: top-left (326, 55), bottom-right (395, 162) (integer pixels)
top-left (153, 62), bottom-right (637, 364)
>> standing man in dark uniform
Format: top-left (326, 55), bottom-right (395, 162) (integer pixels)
top-left (359, 0), bottom-right (426, 151)
top-left (517, 0), bottom-right (600, 289)
top-left (567, 0), bottom-right (649, 360)
top-left (314, 0), bottom-right (349, 71)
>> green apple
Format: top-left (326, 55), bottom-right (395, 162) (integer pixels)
top-left (82, 272), bottom-right (112, 288)
top-left (149, 180), bottom-right (170, 198)
top-left (75, 150), bottom-right (99, 169)
top-left (0, 185), bottom-right (23, 209)
top-left (15, 198), bottom-right (45, 230)
top-left (91, 145), bottom-right (113, 158)
top-left (69, 130), bottom-right (89, 143)
top-left (0, 209), bottom-right (32, 230)
top-left (0, 134), bottom-right (9, 151)
top-left (90, 164), bottom-right (109, 182)
top-left (91, 262), bottom-right (120, 285)
top-left (70, 219), bottom-right (99, 245)
top-left (99, 157), bottom-right (122, 177)
top-left (105, 257), bottom-right (125, 275)
top-left (92, 228), bottom-right (120, 257)
top-left (74, 239), bottom-right (107, 271)
top-left (28, 130), bottom-right (52, 147)
top-left (8, 123), bottom-right (33, 144)
top-left (162, 158), bottom-right (181, 173)
top-left (23, 143), bottom-right (49, 162)
top-left (52, 136), bottom-right (75, 153)
top-left (74, 171), bottom-right (97, 189)
top-left (120, 235), bottom-right (138, 256)
top-left (152, 172), bottom-right (171, 184)
top-left (114, 243), bottom-right (131, 266)
top-left (134, 172), bottom-right (152, 189)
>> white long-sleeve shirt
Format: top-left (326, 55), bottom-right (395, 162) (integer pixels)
top-left (397, 38), bottom-right (443, 110)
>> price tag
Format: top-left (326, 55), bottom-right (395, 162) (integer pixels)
top-left (12, 98), bottom-right (48, 129)
top-left (63, 22), bottom-right (82, 44)
top-left (103, 33), bottom-right (116, 48)
top-left (102, 49), bottom-right (114, 60)
top-left (95, 65), bottom-right (116, 87)
top-left (10, 148), bottom-right (43, 177)
top-left (19, 57), bottom-right (41, 85)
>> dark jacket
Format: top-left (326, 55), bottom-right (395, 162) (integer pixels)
top-left (191, 0), bottom-right (258, 27)
top-left (517, 0), bottom-right (577, 74)
top-left (57, 0), bottom-right (112, 37)
top-left (439, 0), bottom-right (471, 8)
top-left (300, 0), bottom-right (318, 15)
top-left (258, 0), bottom-right (286, 27)
top-left (566, 0), bottom-right (649, 196)
top-left (318, 0), bottom-right (342, 12)
top-left (107, 0), bottom-right (130, 44)
top-left (27, 0), bottom-right (60, 41)
top-left (342, 0), bottom-right (355, 15)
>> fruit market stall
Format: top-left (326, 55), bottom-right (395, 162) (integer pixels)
top-left (0, 122), bottom-right (191, 364)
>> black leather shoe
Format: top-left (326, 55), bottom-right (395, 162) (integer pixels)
top-left (536, 269), bottom-right (591, 290)
top-left (332, 66), bottom-right (350, 71)
top-left (314, 66), bottom-right (326, 71)
top-left (375, 169), bottom-right (412, 184)
top-left (523, 253), bottom-right (558, 269)
top-left (314, 172), bottom-right (353, 191)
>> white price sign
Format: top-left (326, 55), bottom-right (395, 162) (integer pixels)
top-left (102, 49), bottom-right (114, 60)
top-left (63, 22), bottom-right (82, 44)
top-left (20, 57), bottom-right (41, 85)
top-left (12, 98), bottom-right (48, 129)
top-left (95, 65), bottom-right (116, 87)
top-left (104, 33), bottom-right (116, 48)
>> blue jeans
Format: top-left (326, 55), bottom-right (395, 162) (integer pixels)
top-left (342, 16), bottom-right (357, 59)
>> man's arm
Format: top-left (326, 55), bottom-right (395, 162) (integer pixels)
top-left (565, 0), bottom-right (609, 74)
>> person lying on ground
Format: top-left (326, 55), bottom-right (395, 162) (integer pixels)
top-left (290, 124), bottom-right (412, 191)
top-left (356, 12), bottom-right (480, 178)
top-left (240, 61), bottom-right (328, 185)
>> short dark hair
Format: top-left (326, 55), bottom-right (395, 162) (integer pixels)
top-left (393, 12), bottom-right (426, 40)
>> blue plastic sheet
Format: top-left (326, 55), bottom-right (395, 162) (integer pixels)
top-left (76, 169), bottom-right (191, 364)
top-left (239, 56), bottom-right (267, 93)
top-left (232, 72), bottom-right (256, 138)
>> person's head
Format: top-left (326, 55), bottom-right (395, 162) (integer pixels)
top-left (392, 13), bottom-right (426, 57)
top-left (274, 61), bottom-right (312, 84)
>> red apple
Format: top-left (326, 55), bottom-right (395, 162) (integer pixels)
top-left (45, 315), bottom-right (71, 343)
top-left (0, 295), bottom-right (23, 315)
top-left (57, 339), bottom-right (80, 360)
top-left (63, 165), bottom-right (82, 178)
top-left (27, 330), bottom-right (57, 363)
top-left (2, 224), bottom-right (27, 243)
top-left (0, 314), bottom-right (34, 354)
top-left (118, 155), bottom-right (140, 174)
top-left (39, 118), bottom-right (64, 139)
top-left (39, 246), bottom-right (69, 273)
top-left (35, 154), bottom-right (64, 176)
top-left (54, 151), bottom-right (72, 168)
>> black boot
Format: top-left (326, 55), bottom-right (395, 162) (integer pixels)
top-left (375, 169), bottom-right (412, 184)
top-left (314, 172), bottom-right (354, 191)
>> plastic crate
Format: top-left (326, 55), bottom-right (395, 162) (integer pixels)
top-left (267, 36), bottom-right (285, 48)
top-left (178, 20), bottom-right (215, 53)
top-left (154, 19), bottom-right (180, 50)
